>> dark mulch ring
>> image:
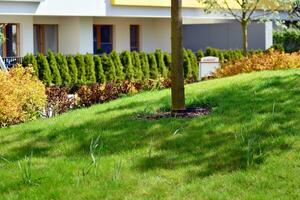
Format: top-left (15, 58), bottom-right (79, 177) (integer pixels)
top-left (138, 107), bottom-right (211, 120)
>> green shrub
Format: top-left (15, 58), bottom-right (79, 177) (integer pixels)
top-left (196, 50), bottom-right (204, 62)
top-left (183, 49), bottom-right (193, 80)
top-left (101, 53), bottom-right (116, 82)
top-left (186, 49), bottom-right (199, 81)
top-left (273, 29), bottom-right (300, 53)
top-left (66, 55), bottom-right (78, 84)
top-left (110, 50), bottom-right (124, 81)
top-left (148, 53), bottom-right (159, 79)
top-left (56, 53), bottom-right (71, 86)
top-left (84, 54), bottom-right (96, 83)
top-left (120, 51), bottom-right (134, 81)
top-left (269, 44), bottom-right (285, 52)
top-left (47, 50), bottom-right (62, 86)
top-left (36, 53), bottom-right (52, 86)
top-left (22, 54), bottom-right (38, 76)
top-left (140, 52), bottom-right (150, 80)
top-left (163, 52), bottom-right (171, 72)
top-left (155, 49), bottom-right (168, 78)
top-left (94, 55), bottom-right (106, 84)
top-left (205, 47), bottom-right (219, 57)
top-left (131, 51), bottom-right (143, 80)
top-left (75, 54), bottom-right (86, 84)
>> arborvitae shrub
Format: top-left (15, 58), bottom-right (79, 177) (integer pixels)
top-left (36, 53), bottom-right (52, 86)
top-left (196, 50), bottom-right (204, 62)
top-left (66, 55), bottom-right (78, 84)
top-left (163, 52), bottom-right (172, 72)
top-left (183, 49), bottom-right (193, 80)
top-left (155, 49), bottom-right (168, 78)
top-left (56, 53), bottom-right (71, 86)
top-left (47, 50), bottom-right (62, 86)
top-left (186, 49), bottom-right (199, 81)
top-left (140, 52), bottom-right (150, 80)
top-left (131, 51), bottom-right (143, 80)
top-left (94, 55), bottom-right (106, 84)
top-left (84, 54), bottom-right (96, 83)
top-left (101, 53), bottom-right (116, 82)
top-left (206, 47), bottom-right (221, 57)
top-left (110, 50), bottom-right (124, 81)
top-left (75, 54), bottom-right (86, 84)
top-left (120, 51), bottom-right (134, 81)
top-left (22, 54), bottom-right (38, 76)
top-left (148, 53), bottom-right (159, 79)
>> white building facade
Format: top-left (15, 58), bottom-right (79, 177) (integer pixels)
top-left (0, 0), bottom-right (273, 59)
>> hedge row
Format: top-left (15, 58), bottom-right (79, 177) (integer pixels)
top-left (273, 29), bottom-right (300, 53)
top-left (22, 49), bottom-right (199, 86)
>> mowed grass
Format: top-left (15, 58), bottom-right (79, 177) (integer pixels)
top-left (1, 69), bottom-right (300, 200)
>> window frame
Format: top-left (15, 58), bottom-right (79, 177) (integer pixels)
top-left (93, 24), bottom-right (114, 54)
top-left (33, 24), bottom-right (59, 54)
top-left (130, 24), bottom-right (140, 52)
top-left (1, 23), bottom-right (20, 58)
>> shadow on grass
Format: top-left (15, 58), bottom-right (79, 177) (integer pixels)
top-left (2, 72), bottom-right (300, 179)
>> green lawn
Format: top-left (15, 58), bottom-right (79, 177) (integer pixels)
top-left (1, 69), bottom-right (300, 200)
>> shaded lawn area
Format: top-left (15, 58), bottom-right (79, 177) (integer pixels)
top-left (0, 69), bottom-right (300, 199)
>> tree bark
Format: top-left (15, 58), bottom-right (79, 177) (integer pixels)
top-left (171, 0), bottom-right (185, 113)
top-left (241, 21), bottom-right (248, 56)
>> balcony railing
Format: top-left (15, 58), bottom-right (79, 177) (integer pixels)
top-left (2, 57), bottom-right (23, 68)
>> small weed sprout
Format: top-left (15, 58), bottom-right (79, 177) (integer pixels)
top-left (80, 136), bottom-right (101, 177)
top-left (18, 152), bottom-right (39, 186)
top-left (112, 160), bottom-right (122, 181)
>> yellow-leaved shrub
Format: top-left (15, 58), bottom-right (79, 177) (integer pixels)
top-left (214, 51), bottom-right (300, 78)
top-left (0, 65), bottom-right (46, 127)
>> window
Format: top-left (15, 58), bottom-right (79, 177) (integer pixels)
top-left (93, 25), bottom-right (113, 54)
top-left (0, 24), bottom-right (19, 57)
top-left (130, 25), bottom-right (140, 52)
top-left (34, 24), bottom-right (58, 54)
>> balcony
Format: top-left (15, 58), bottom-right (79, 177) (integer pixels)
top-left (2, 56), bottom-right (23, 68)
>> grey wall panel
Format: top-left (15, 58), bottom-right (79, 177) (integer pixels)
top-left (183, 22), bottom-right (273, 51)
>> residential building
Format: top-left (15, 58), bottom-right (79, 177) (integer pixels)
top-left (0, 0), bottom-right (273, 61)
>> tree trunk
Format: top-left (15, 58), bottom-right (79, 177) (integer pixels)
top-left (241, 21), bottom-right (248, 56)
top-left (171, 0), bottom-right (185, 113)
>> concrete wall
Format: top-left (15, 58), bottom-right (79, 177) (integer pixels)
top-left (183, 22), bottom-right (273, 51)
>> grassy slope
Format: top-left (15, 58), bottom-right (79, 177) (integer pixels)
top-left (1, 70), bottom-right (300, 200)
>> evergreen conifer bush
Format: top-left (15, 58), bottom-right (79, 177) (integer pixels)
top-left (183, 49), bottom-right (193, 80)
top-left (66, 55), bottom-right (78, 84)
top-left (47, 50), bottom-right (62, 86)
top-left (120, 51), bottom-right (134, 81)
top-left (110, 50), bottom-right (124, 81)
top-left (186, 49), bottom-right (199, 81)
top-left (36, 53), bottom-right (52, 86)
top-left (140, 52), bottom-right (150, 80)
top-left (84, 54), bottom-right (96, 83)
top-left (163, 52), bottom-right (171, 73)
top-left (22, 54), bottom-right (39, 76)
top-left (131, 51), bottom-right (143, 80)
top-left (155, 49), bottom-right (168, 78)
top-left (148, 53), bottom-right (159, 79)
top-left (101, 53), bottom-right (116, 82)
top-left (75, 54), bottom-right (86, 84)
top-left (196, 50), bottom-right (204, 62)
top-left (56, 53), bottom-right (71, 86)
top-left (94, 55), bottom-right (106, 84)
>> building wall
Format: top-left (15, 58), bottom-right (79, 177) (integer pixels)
top-left (93, 17), bottom-right (171, 52)
top-left (0, 15), bottom-right (34, 56)
top-left (183, 22), bottom-right (273, 51)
